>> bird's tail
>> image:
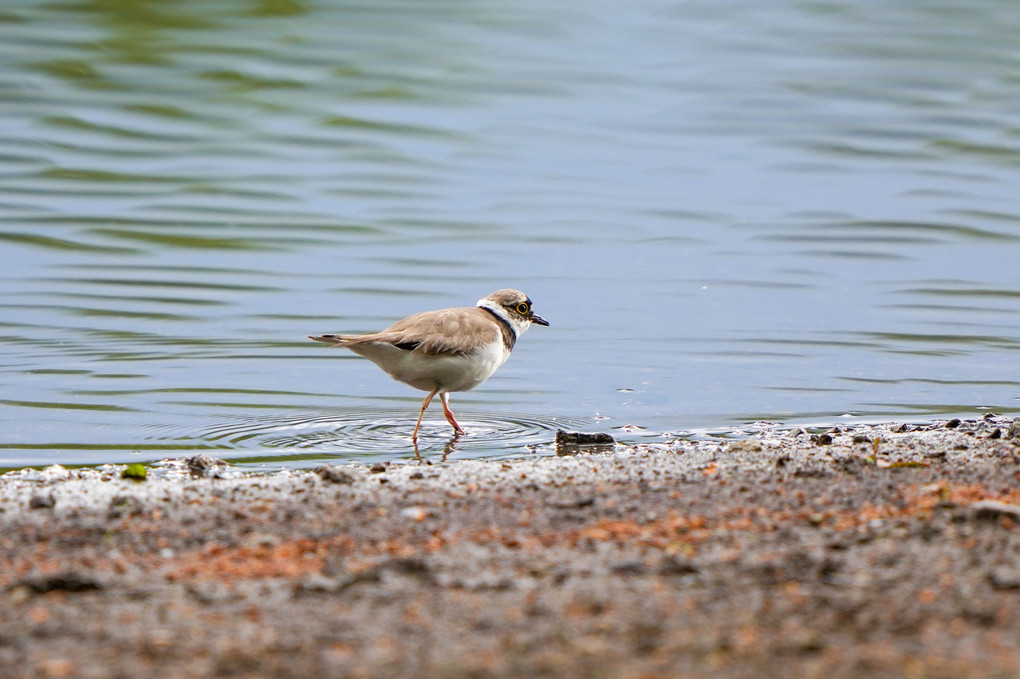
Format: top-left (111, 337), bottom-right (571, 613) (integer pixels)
top-left (308, 334), bottom-right (349, 346)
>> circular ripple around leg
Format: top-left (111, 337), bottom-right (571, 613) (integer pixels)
top-left (143, 409), bottom-right (596, 463)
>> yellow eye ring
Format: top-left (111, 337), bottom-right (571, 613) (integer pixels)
top-left (516, 302), bottom-right (529, 314)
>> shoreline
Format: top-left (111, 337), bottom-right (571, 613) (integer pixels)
top-left (3, 417), bottom-right (1020, 678)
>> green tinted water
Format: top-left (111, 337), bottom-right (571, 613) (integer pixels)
top-left (2, 0), bottom-right (1019, 469)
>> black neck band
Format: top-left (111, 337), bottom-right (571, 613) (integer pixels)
top-left (480, 306), bottom-right (517, 352)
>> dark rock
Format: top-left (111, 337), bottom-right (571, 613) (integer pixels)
top-left (610, 560), bottom-right (648, 576)
top-left (186, 454), bottom-right (226, 478)
top-left (314, 465), bottom-right (356, 484)
top-left (369, 463), bottom-right (387, 474)
top-left (555, 430), bottom-right (615, 445)
top-left (811, 433), bottom-right (833, 446)
top-left (28, 493), bottom-right (55, 510)
top-left (556, 430), bottom-right (616, 455)
top-left (554, 496), bottom-right (596, 509)
top-left (945, 418), bottom-right (962, 429)
top-left (107, 494), bottom-right (146, 519)
top-left (825, 537), bottom-right (850, 551)
top-left (658, 555), bottom-right (699, 575)
top-left (387, 556), bottom-right (432, 578)
top-left (15, 572), bottom-right (103, 594)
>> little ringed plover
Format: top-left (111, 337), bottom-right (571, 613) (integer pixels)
top-left (309, 289), bottom-right (548, 440)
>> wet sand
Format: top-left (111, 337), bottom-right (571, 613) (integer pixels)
top-left (3, 417), bottom-right (1020, 678)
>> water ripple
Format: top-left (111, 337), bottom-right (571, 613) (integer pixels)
top-left (145, 410), bottom-right (596, 463)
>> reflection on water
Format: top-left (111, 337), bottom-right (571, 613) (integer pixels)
top-left (149, 409), bottom-right (595, 469)
top-left (1, 0), bottom-right (1019, 469)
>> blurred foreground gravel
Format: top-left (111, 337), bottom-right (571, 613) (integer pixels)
top-left (3, 417), bottom-right (1020, 678)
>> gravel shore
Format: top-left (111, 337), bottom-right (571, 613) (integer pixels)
top-left (3, 417), bottom-right (1020, 679)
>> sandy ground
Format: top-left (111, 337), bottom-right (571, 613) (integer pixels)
top-left (2, 417), bottom-right (1020, 679)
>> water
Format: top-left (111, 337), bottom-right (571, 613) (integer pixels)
top-left (1, 0), bottom-right (1018, 470)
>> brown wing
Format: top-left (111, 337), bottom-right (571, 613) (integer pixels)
top-left (327, 307), bottom-right (498, 356)
top-left (380, 307), bottom-right (499, 356)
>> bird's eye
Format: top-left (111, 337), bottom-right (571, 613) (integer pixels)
top-left (516, 302), bottom-right (530, 314)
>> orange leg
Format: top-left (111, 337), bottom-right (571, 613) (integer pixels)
top-left (440, 392), bottom-right (465, 435)
top-left (412, 388), bottom-right (439, 441)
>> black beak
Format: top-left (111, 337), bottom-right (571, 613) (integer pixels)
top-left (530, 313), bottom-right (549, 327)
